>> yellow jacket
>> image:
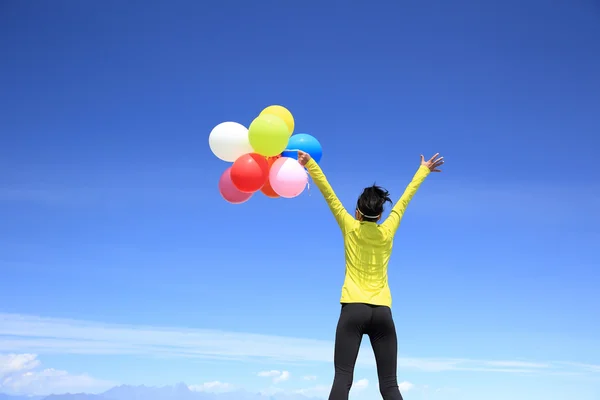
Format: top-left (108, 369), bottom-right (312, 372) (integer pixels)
top-left (305, 159), bottom-right (430, 307)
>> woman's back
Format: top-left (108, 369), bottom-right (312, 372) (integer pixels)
top-left (342, 221), bottom-right (395, 306)
top-left (304, 157), bottom-right (433, 308)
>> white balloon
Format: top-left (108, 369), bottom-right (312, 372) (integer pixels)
top-left (208, 121), bottom-right (254, 162)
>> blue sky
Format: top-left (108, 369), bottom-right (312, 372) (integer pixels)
top-left (0, 0), bottom-right (599, 399)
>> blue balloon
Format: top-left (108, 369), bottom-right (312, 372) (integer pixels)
top-left (281, 133), bottom-right (323, 163)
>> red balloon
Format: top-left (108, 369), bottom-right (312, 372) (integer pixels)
top-left (230, 153), bottom-right (270, 193)
top-left (261, 155), bottom-right (281, 198)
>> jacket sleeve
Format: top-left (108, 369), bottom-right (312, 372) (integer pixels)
top-left (380, 165), bottom-right (431, 235)
top-left (305, 159), bottom-right (355, 233)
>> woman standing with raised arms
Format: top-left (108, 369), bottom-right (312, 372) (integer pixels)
top-left (297, 151), bottom-right (444, 400)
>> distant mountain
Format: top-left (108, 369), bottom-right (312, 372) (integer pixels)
top-left (103, 383), bottom-right (202, 400)
top-left (45, 396), bottom-right (106, 400)
top-left (101, 384), bottom-right (319, 400)
top-left (0, 395), bottom-right (43, 400)
top-left (0, 383), bottom-right (320, 400)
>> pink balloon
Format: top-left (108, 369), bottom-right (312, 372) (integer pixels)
top-left (269, 157), bottom-right (308, 198)
top-left (219, 167), bottom-right (253, 204)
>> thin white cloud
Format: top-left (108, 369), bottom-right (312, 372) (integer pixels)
top-left (275, 371), bottom-right (290, 383)
top-left (398, 381), bottom-right (414, 392)
top-left (557, 362), bottom-right (600, 373)
top-left (0, 353), bottom-right (113, 395)
top-left (295, 378), bottom-right (368, 397)
top-left (0, 313), bottom-right (597, 376)
top-left (188, 381), bottom-right (234, 392)
top-left (0, 353), bottom-right (40, 375)
top-left (257, 370), bottom-right (290, 383)
top-left (295, 384), bottom-right (330, 397)
top-left (258, 370), bottom-right (282, 377)
top-left (482, 360), bottom-right (550, 368)
top-left (352, 378), bottom-right (368, 391)
top-left (258, 386), bottom-right (285, 396)
top-left (303, 375), bottom-right (317, 381)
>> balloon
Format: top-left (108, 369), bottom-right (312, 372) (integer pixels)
top-left (260, 156), bottom-right (281, 198)
top-left (230, 153), bottom-right (269, 193)
top-left (209, 121), bottom-right (254, 162)
top-left (248, 114), bottom-right (289, 157)
top-left (281, 133), bottom-right (323, 163)
top-left (269, 157), bottom-right (308, 198)
top-left (260, 105), bottom-right (294, 136)
top-left (218, 167), bottom-right (253, 204)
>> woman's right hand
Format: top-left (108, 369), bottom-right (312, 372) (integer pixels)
top-left (297, 150), bottom-right (311, 166)
top-left (421, 153), bottom-right (444, 172)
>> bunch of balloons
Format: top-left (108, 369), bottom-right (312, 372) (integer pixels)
top-left (209, 105), bottom-right (323, 204)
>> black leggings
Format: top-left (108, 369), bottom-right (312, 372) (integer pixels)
top-left (328, 303), bottom-right (403, 400)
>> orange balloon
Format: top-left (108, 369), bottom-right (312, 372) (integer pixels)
top-left (261, 155), bottom-right (281, 198)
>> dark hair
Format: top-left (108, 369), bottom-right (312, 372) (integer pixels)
top-left (356, 184), bottom-right (392, 222)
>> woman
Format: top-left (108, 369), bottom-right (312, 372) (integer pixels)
top-left (297, 151), bottom-right (444, 400)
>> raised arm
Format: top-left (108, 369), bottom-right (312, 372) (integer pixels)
top-left (380, 153), bottom-right (444, 235)
top-left (302, 156), bottom-right (355, 233)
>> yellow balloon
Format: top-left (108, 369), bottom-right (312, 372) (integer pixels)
top-left (260, 105), bottom-right (294, 136)
top-left (248, 114), bottom-right (289, 157)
